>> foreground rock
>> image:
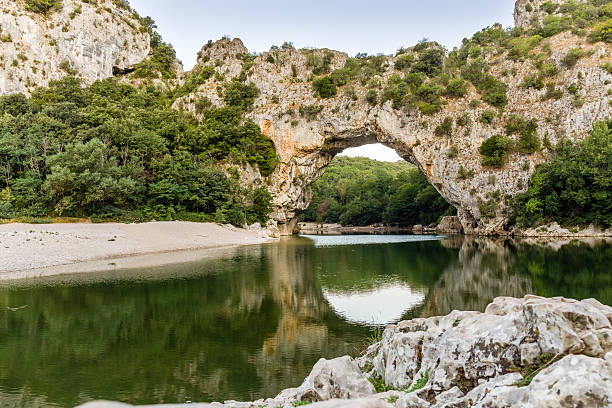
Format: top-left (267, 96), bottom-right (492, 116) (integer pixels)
top-left (77, 296), bottom-right (612, 408)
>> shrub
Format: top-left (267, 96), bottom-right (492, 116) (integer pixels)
top-left (395, 54), bottom-right (415, 70)
top-left (382, 80), bottom-right (410, 110)
top-left (299, 104), bottom-right (323, 119)
top-left (457, 166), bottom-right (474, 180)
top-left (412, 48), bottom-right (445, 77)
top-left (328, 67), bottom-right (356, 87)
top-left (434, 117), bottom-right (453, 137)
top-left (456, 112), bottom-right (471, 127)
top-left (175, 65), bottom-right (214, 98)
top-left (312, 76), bottom-right (337, 98)
top-left (521, 73), bottom-right (545, 90)
top-left (540, 62), bottom-right (558, 77)
top-left (223, 81), bottom-right (260, 110)
top-left (366, 90), bottom-right (378, 105)
top-left (589, 19), bottom-right (612, 42)
top-left (539, 15), bottom-right (573, 37)
top-left (506, 115), bottom-right (540, 154)
top-left (543, 83), bottom-right (563, 100)
top-left (561, 49), bottom-right (584, 68)
top-left (25, 0), bottom-right (61, 14)
top-left (462, 60), bottom-right (508, 107)
top-left (446, 78), bottom-right (468, 97)
top-left (507, 36), bottom-right (542, 61)
top-left (480, 110), bottom-right (496, 124)
top-left (479, 134), bottom-right (513, 167)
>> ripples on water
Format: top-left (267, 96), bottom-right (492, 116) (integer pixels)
top-left (0, 235), bottom-right (610, 406)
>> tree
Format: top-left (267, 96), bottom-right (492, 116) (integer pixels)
top-left (44, 139), bottom-right (139, 215)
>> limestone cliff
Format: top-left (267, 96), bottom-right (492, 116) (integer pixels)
top-left (176, 31), bottom-right (611, 235)
top-left (0, 0), bottom-right (150, 94)
top-left (1, 0), bottom-right (610, 236)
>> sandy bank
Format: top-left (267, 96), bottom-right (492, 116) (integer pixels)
top-left (0, 221), bottom-right (277, 279)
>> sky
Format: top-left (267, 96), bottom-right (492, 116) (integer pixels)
top-left (128, 0), bottom-right (517, 161)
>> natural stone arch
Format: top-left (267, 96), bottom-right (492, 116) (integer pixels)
top-left (177, 1), bottom-right (612, 236)
top-left (260, 122), bottom-right (462, 236)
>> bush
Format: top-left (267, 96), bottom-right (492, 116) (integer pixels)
top-left (456, 112), bottom-right (471, 127)
top-left (539, 15), bottom-right (573, 37)
top-left (434, 117), bottom-right (453, 137)
top-left (299, 104), bottom-right (323, 119)
top-left (446, 78), bottom-right (468, 97)
top-left (366, 90), bottom-right (378, 105)
top-left (561, 49), bottom-right (584, 68)
top-left (480, 110), bottom-right (496, 124)
top-left (24, 0), bottom-right (61, 14)
top-left (589, 19), bottom-right (612, 42)
top-left (134, 43), bottom-right (177, 79)
top-left (395, 54), bottom-right (415, 70)
top-left (462, 60), bottom-right (508, 107)
top-left (412, 48), bottom-right (445, 77)
top-left (312, 76), bottom-right (337, 98)
top-left (521, 73), bottom-right (545, 90)
top-left (506, 115), bottom-right (540, 154)
top-left (382, 80), bottom-right (410, 109)
top-left (223, 81), bottom-right (260, 110)
top-left (511, 120), bottom-right (612, 228)
top-left (479, 134), bottom-right (513, 167)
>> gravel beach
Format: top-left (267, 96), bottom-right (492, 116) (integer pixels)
top-left (0, 221), bottom-right (277, 279)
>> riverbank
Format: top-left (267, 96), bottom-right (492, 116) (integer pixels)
top-left (0, 221), bottom-right (278, 280)
top-left (77, 295), bottom-right (612, 408)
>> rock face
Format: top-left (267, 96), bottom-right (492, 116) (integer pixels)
top-left (514, 0), bottom-right (589, 28)
top-left (177, 15), bottom-right (612, 236)
top-left (0, 0), bottom-right (150, 94)
top-left (77, 296), bottom-right (612, 408)
top-left (0, 1), bottom-right (610, 235)
top-left (435, 216), bottom-right (463, 234)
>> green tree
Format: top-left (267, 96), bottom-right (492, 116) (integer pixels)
top-left (44, 139), bottom-right (140, 215)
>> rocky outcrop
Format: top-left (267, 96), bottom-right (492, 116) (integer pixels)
top-left (435, 216), bottom-right (463, 234)
top-left (77, 296), bottom-right (612, 408)
top-left (0, 0), bottom-right (150, 94)
top-left (514, 0), bottom-right (589, 28)
top-left (177, 19), bottom-right (611, 236)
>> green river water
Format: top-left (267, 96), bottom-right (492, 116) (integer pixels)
top-left (0, 235), bottom-right (610, 407)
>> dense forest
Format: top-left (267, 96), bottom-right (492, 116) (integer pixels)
top-left (0, 76), bottom-right (276, 226)
top-left (300, 157), bottom-right (456, 227)
top-left (510, 120), bottom-right (612, 229)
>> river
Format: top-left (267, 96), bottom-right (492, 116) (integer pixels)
top-left (0, 235), bottom-right (610, 407)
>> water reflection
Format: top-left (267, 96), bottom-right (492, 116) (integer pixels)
top-left (324, 285), bottom-right (425, 325)
top-left (0, 236), bottom-right (609, 407)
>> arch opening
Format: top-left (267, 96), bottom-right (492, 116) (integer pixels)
top-left (294, 137), bottom-right (458, 233)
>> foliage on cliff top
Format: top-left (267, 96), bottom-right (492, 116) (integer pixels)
top-left (511, 120), bottom-right (612, 228)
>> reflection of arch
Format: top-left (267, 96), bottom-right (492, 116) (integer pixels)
top-left (403, 237), bottom-right (534, 319)
top-left (0, 236), bottom-right (545, 406)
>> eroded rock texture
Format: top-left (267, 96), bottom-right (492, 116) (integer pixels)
top-left (176, 21), bottom-right (611, 236)
top-left (0, 0), bottom-right (150, 94)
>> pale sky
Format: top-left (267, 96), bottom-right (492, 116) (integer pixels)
top-left (128, 0), bottom-right (517, 161)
